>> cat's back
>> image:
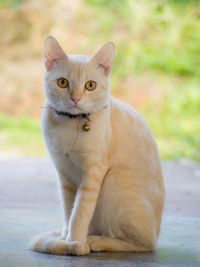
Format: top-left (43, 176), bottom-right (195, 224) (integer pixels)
top-left (109, 96), bottom-right (161, 176)
top-left (109, 96), bottom-right (154, 142)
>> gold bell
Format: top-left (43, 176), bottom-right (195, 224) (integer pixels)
top-left (82, 121), bottom-right (90, 132)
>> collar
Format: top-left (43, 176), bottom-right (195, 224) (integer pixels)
top-left (48, 105), bottom-right (90, 119)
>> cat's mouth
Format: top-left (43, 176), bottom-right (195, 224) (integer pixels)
top-left (70, 105), bottom-right (83, 112)
top-left (47, 104), bottom-right (89, 118)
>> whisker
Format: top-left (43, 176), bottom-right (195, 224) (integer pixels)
top-left (42, 104), bottom-right (50, 109)
top-left (42, 104), bottom-right (56, 112)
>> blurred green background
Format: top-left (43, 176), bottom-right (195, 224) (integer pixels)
top-left (0, 0), bottom-right (199, 161)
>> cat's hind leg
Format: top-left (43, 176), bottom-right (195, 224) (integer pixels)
top-left (87, 235), bottom-right (151, 252)
top-left (89, 167), bottom-right (162, 253)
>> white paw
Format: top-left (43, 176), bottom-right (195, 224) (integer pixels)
top-left (29, 230), bottom-right (66, 255)
top-left (66, 241), bottom-right (90, 256)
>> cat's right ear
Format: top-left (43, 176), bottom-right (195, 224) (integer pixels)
top-left (91, 42), bottom-right (115, 76)
top-left (44, 36), bottom-right (67, 71)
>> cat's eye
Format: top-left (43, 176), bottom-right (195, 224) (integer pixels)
top-left (57, 78), bottom-right (69, 88)
top-left (85, 80), bottom-right (96, 91)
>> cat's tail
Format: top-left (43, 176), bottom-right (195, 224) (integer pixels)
top-left (29, 230), bottom-right (68, 255)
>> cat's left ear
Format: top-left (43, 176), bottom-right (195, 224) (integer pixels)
top-left (91, 42), bottom-right (115, 76)
top-left (44, 36), bottom-right (67, 71)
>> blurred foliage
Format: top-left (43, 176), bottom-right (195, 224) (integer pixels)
top-left (0, 113), bottom-right (46, 156)
top-left (1, 0), bottom-right (24, 10)
top-left (0, 0), bottom-right (199, 161)
top-left (142, 79), bottom-right (200, 161)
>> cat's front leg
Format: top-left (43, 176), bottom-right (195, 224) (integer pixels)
top-left (65, 166), bottom-right (105, 255)
top-left (57, 172), bottom-right (77, 240)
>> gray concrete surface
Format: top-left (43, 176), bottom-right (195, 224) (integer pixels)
top-left (0, 209), bottom-right (200, 267)
top-left (0, 156), bottom-right (200, 266)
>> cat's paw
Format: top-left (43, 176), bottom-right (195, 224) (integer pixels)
top-left (66, 241), bottom-right (90, 256)
top-left (87, 235), bottom-right (103, 251)
top-left (29, 230), bottom-right (68, 255)
top-left (29, 231), bottom-right (90, 256)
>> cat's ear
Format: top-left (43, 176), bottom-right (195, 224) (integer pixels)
top-left (44, 36), bottom-right (67, 71)
top-left (91, 42), bottom-right (115, 76)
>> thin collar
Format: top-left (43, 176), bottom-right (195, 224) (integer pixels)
top-left (48, 105), bottom-right (90, 119)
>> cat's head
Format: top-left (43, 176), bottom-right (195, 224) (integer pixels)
top-left (44, 36), bottom-right (115, 115)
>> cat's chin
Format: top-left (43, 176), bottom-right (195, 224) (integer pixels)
top-left (69, 107), bottom-right (86, 115)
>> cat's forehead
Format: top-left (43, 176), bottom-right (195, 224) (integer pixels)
top-left (46, 53), bottom-right (98, 81)
top-left (64, 54), bottom-right (98, 80)
top-left (68, 54), bottom-right (90, 64)
top-left (66, 54), bottom-right (92, 75)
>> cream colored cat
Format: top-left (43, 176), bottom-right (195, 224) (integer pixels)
top-left (30, 36), bottom-right (165, 256)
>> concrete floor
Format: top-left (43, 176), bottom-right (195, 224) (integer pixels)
top-left (0, 156), bottom-right (200, 266)
top-left (1, 209), bottom-right (200, 267)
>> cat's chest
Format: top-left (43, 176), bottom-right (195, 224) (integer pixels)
top-left (44, 121), bottom-right (80, 153)
top-left (42, 110), bottom-right (109, 176)
top-left (43, 122), bottom-right (89, 160)
top-left (42, 113), bottom-right (102, 162)
top-left (42, 119), bottom-right (87, 185)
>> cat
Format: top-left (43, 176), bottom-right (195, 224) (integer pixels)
top-left (29, 36), bottom-right (165, 256)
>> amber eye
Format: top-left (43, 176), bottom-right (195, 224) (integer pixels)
top-left (85, 80), bottom-right (96, 91)
top-left (57, 78), bottom-right (69, 88)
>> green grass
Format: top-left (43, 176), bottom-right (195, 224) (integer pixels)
top-left (84, 0), bottom-right (200, 80)
top-left (141, 78), bottom-right (200, 162)
top-left (0, 113), bottom-right (46, 156)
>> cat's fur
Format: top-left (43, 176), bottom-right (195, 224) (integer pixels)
top-left (29, 36), bottom-right (165, 256)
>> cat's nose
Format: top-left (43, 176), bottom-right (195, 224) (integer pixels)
top-left (71, 97), bottom-right (81, 105)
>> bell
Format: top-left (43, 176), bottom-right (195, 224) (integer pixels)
top-left (82, 121), bottom-right (90, 132)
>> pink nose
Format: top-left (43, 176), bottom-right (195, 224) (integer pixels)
top-left (71, 97), bottom-right (81, 105)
